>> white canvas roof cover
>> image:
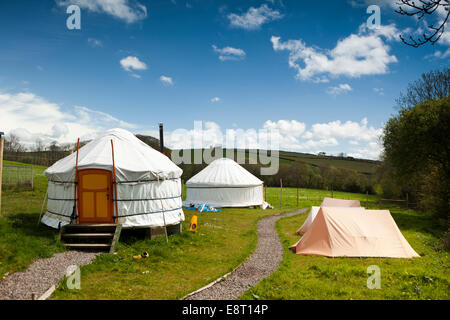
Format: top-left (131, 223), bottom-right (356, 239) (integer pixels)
top-left (41, 128), bottom-right (184, 229)
top-left (185, 158), bottom-right (264, 207)
top-left (290, 207), bottom-right (420, 258)
top-left (297, 198), bottom-right (362, 235)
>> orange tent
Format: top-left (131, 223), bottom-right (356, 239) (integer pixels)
top-left (296, 198), bottom-right (361, 235)
top-left (321, 197), bottom-right (360, 207)
top-left (290, 207), bottom-right (420, 258)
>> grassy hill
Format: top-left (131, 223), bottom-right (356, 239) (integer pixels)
top-left (173, 148), bottom-right (379, 175)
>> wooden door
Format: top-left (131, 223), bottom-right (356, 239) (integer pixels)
top-left (78, 169), bottom-right (113, 224)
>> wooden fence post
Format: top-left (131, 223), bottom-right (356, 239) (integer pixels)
top-left (264, 184), bottom-right (267, 203)
top-left (0, 133), bottom-right (3, 216)
top-left (31, 165), bottom-right (34, 190)
top-left (296, 180), bottom-right (299, 209)
top-left (280, 179), bottom-right (283, 209)
top-left (366, 190), bottom-right (368, 208)
top-left (406, 193), bottom-right (409, 209)
top-left (331, 186), bottom-right (334, 198)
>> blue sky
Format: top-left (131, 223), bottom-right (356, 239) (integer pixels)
top-left (0, 0), bottom-right (448, 159)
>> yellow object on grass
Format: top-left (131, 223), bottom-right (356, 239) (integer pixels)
top-left (189, 215), bottom-right (198, 232)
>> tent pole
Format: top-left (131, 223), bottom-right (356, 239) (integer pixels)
top-left (111, 140), bottom-right (119, 224)
top-left (73, 138), bottom-right (80, 224)
top-left (262, 183), bottom-right (264, 203)
top-left (37, 189), bottom-right (48, 226)
top-left (280, 179), bottom-right (282, 209)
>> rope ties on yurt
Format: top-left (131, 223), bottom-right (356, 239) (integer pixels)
top-left (46, 209), bottom-right (72, 218)
top-left (117, 206), bottom-right (182, 218)
top-left (186, 185), bottom-right (262, 189)
top-left (113, 177), bottom-right (180, 184)
top-left (112, 195), bottom-right (182, 202)
top-left (47, 180), bottom-right (77, 184)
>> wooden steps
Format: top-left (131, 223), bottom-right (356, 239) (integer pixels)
top-left (59, 224), bottom-right (122, 253)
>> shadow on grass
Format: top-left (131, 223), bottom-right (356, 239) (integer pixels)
top-left (389, 209), bottom-right (445, 237)
top-left (0, 212), bottom-right (64, 277)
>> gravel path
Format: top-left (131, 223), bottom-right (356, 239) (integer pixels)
top-left (0, 251), bottom-right (98, 300)
top-left (185, 209), bottom-right (306, 300)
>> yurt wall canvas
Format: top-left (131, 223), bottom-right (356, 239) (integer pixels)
top-left (41, 128), bottom-right (184, 229)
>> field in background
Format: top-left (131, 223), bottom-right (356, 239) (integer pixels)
top-left (264, 186), bottom-right (379, 210)
top-left (175, 149), bottom-right (379, 175)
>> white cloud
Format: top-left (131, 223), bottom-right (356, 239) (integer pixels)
top-left (156, 118), bottom-right (382, 160)
top-left (0, 91), bottom-right (136, 146)
top-left (326, 83), bottom-right (353, 95)
top-left (271, 24), bottom-right (398, 82)
top-left (425, 48), bottom-right (450, 60)
top-left (56, 0), bottom-right (147, 23)
top-left (88, 38), bottom-right (103, 47)
top-left (120, 56), bottom-right (147, 77)
top-left (263, 120), bottom-right (306, 137)
top-left (227, 4), bottom-right (283, 30)
top-left (210, 97), bottom-right (221, 103)
top-left (302, 118), bottom-right (381, 143)
top-left (373, 87), bottom-right (385, 95)
top-left (358, 23), bottom-right (401, 42)
top-left (160, 75), bottom-right (174, 85)
top-left (212, 45), bottom-right (246, 61)
top-left (0, 91), bottom-right (382, 159)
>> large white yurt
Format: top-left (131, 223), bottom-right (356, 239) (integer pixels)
top-left (41, 128), bottom-right (184, 229)
top-left (184, 158), bottom-right (264, 208)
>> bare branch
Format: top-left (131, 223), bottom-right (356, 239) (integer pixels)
top-left (396, 0), bottom-right (449, 47)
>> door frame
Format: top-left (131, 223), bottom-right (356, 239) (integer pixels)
top-left (77, 169), bottom-right (114, 224)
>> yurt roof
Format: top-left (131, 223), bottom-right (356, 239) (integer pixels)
top-left (44, 128), bottom-right (182, 179)
top-left (186, 158), bottom-right (262, 187)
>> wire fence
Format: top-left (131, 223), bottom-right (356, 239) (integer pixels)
top-left (2, 165), bottom-right (34, 189)
top-left (3, 151), bottom-right (71, 167)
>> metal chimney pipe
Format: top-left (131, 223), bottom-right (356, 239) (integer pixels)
top-left (159, 123), bottom-right (164, 153)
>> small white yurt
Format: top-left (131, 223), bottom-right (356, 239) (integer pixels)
top-left (41, 128), bottom-right (184, 229)
top-left (184, 158), bottom-right (264, 208)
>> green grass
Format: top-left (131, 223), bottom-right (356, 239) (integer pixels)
top-left (51, 207), bottom-right (292, 300)
top-left (240, 207), bottom-right (449, 300)
top-left (277, 151), bottom-right (379, 174)
top-left (0, 160), bottom-right (64, 279)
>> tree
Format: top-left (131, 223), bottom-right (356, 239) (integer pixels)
top-left (4, 134), bottom-right (26, 153)
top-left (396, 0), bottom-right (450, 47)
top-left (382, 96), bottom-right (450, 218)
top-left (396, 68), bottom-right (450, 109)
top-left (33, 139), bottom-right (46, 152)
